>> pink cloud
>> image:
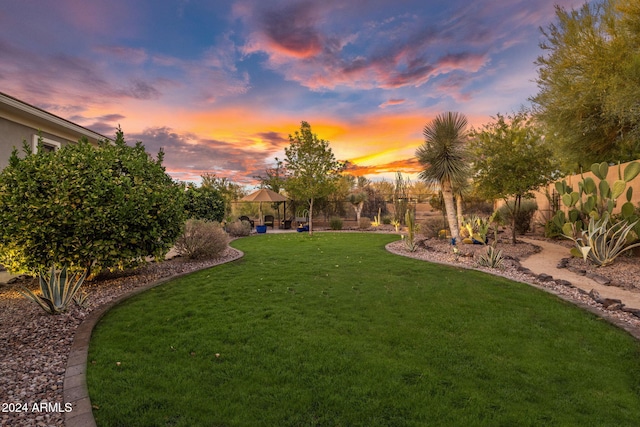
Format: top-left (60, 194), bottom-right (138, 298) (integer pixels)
top-left (129, 127), bottom-right (287, 184)
top-left (379, 99), bottom-right (406, 108)
top-left (235, 2), bottom-right (494, 93)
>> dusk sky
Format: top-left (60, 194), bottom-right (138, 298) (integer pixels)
top-left (1, 0), bottom-right (586, 186)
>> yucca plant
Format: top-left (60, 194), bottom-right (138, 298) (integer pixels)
top-left (476, 245), bottom-right (505, 269)
top-left (563, 212), bottom-right (640, 267)
top-left (20, 266), bottom-right (87, 314)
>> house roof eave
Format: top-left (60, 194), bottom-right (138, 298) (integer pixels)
top-left (0, 91), bottom-right (112, 143)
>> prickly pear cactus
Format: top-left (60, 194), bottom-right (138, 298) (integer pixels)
top-left (554, 161), bottom-right (640, 236)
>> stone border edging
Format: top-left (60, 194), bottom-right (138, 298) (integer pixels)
top-left (63, 248), bottom-right (245, 427)
top-left (384, 242), bottom-right (640, 341)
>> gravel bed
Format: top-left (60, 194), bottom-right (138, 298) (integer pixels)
top-left (564, 255), bottom-right (640, 291)
top-left (0, 248), bottom-right (241, 427)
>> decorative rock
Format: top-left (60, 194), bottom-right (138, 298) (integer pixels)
top-left (555, 279), bottom-right (573, 287)
top-left (517, 266), bottom-right (533, 275)
top-left (600, 298), bottom-right (622, 308)
top-left (589, 289), bottom-right (601, 301)
top-left (567, 267), bottom-right (587, 275)
top-left (606, 303), bottom-right (624, 311)
top-left (537, 273), bottom-right (554, 282)
top-left (589, 274), bottom-right (611, 286)
top-left (621, 307), bottom-right (640, 318)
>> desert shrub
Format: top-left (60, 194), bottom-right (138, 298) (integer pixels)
top-left (184, 184), bottom-right (226, 222)
top-left (359, 217), bottom-right (371, 229)
top-left (329, 217), bottom-right (343, 230)
top-left (175, 219), bottom-right (228, 259)
top-left (0, 128), bottom-right (185, 275)
top-left (420, 216), bottom-right (448, 238)
top-left (497, 200), bottom-right (538, 235)
top-left (227, 220), bottom-right (251, 237)
top-left (382, 216), bottom-right (392, 225)
top-left (462, 195), bottom-right (494, 216)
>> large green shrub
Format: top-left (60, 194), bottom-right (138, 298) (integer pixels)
top-left (184, 184), bottom-right (226, 222)
top-left (0, 129), bottom-right (185, 274)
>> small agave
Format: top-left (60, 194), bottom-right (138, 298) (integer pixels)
top-left (20, 266), bottom-right (87, 314)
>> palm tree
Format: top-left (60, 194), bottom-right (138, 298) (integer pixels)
top-left (416, 112), bottom-right (470, 242)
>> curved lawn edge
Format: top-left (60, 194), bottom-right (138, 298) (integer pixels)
top-left (385, 241), bottom-right (640, 341)
top-left (63, 247), bottom-right (245, 427)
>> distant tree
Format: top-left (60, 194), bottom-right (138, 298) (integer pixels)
top-left (416, 112), bottom-right (471, 241)
top-left (255, 158), bottom-right (287, 193)
top-left (345, 175), bottom-right (369, 223)
top-left (370, 179), bottom-right (395, 202)
top-left (393, 172), bottom-right (410, 225)
top-left (201, 173), bottom-right (245, 217)
top-left (326, 174), bottom-right (352, 219)
top-left (469, 112), bottom-right (559, 243)
top-left (362, 185), bottom-right (388, 220)
top-left (0, 129), bottom-right (185, 274)
top-left (184, 182), bottom-right (226, 222)
top-left (407, 181), bottom-right (435, 203)
top-left (532, 0), bottom-right (640, 170)
top-left (284, 121), bottom-right (343, 235)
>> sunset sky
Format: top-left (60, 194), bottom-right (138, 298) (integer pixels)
top-left (1, 0), bottom-right (586, 186)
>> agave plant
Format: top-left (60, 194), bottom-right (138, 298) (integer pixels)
top-left (20, 266), bottom-right (87, 314)
top-left (476, 245), bottom-right (505, 269)
top-left (563, 212), bottom-right (640, 267)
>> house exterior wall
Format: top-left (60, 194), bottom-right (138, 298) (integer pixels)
top-left (0, 116), bottom-right (71, 169)
top-left (0, 92), bottom-right (108, 171)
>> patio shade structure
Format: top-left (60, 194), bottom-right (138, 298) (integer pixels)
top-left (240, 188), bottom-right (288, 225)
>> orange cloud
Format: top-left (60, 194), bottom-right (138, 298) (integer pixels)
top-left (344, 158), bottom-right (421, 176)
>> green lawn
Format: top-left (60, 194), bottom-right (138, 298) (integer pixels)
top-left (87, 233), bottom-right (640, 426)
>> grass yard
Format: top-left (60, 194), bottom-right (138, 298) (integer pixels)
top-left (87, 233), bottom-right (640, 426)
